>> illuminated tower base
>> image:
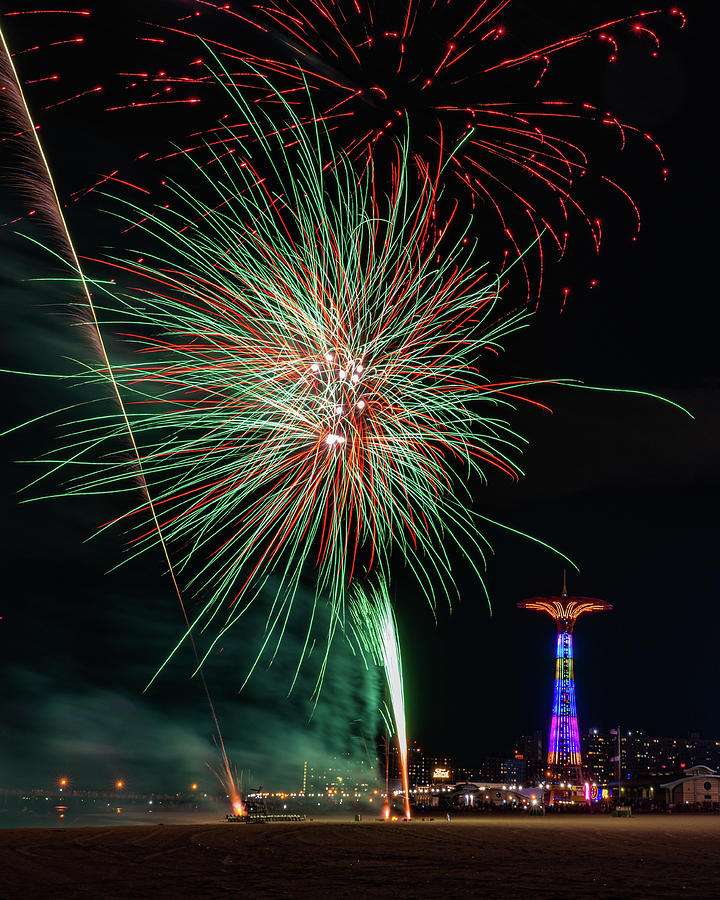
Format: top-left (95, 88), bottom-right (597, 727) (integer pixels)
top-left (519, 578), bottom-right (611, 785)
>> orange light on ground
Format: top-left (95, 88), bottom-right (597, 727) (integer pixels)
top-left (191, 783), bottom-right (198, 791)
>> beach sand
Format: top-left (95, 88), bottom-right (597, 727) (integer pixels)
top-left (0, 815), bottom-right (718, 899)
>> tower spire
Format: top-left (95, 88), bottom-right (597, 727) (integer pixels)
top-left (518, 587), bottom-right (612, 790)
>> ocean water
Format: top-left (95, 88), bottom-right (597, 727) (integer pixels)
top-left (0, 796), bottom-right (227, 829)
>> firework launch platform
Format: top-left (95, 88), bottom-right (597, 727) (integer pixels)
top-left (226, 813), bottom-right (306, 824)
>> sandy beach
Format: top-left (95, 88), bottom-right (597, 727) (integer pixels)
top-left (0, 815), bottom-right (718, 899)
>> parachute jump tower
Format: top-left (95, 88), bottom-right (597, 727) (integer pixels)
top-left (518, 577), bottom-right (612, 785)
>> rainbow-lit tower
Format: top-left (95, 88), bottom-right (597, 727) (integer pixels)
top-left (518, 576), bottom-right (611, 785)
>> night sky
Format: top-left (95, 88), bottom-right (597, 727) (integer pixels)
top-left (1, 0), bottom-right (715, 792)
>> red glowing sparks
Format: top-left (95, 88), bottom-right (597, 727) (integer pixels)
top-left (41, 84), bottom-right (101, 110)
top-left (5, 9), bottom-right (90, 15)
top-left (61, 0), bottom-right (678, 303)
top-left (4, 1), bottom-right (684, 301)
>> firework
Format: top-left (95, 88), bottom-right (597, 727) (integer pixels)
top-left (2, 7), bottom-right (690, 811)
top-left (30, 68), bottom-right (561, 685)
top-left (350, 579), bottom-right (411, 820)
top-left (208, 757), bottom-right (245, 817)
top-left (63, 0), bottom-right (685, 300)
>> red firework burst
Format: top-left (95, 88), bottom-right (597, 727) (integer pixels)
top-left (88, 0), bottom-right (684, 301)
top-left (2, 1), bottom-right (685, 303)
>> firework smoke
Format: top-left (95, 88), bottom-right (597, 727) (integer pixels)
top-left (1, 17), bottom-right (241, 813)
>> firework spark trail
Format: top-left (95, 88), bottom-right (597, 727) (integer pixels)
top-left (61, 0), bottom-right (681, 301)
top-left (350, 579), bottom-right (411, 820)
top-left (208, 757), bottom-right (244, 816)
top-left (26, 61), bottom-right (578, 689)
top-left (2, 4), bottom-right (683, 303)
top-left (0, 17), bottom-right (243, 815)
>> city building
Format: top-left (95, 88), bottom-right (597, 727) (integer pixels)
top-left (582, 728), bottom-right (720, 782)
top-left (390, 742), bottom-right (453, 788)
top-left (303, 753), bottom-right (377, 794)
top-left (454, 757), bottom-right (526, 784)
top-left (518, 577), bottom-right (611, 785)
top-left (514, 731), bottom-right (544, 784)
top-left (604, 765), bottom-right (720, 811)
top-left (583, 729), bottom-right (616, 783)
top-left (408, 753), bottom-right (453, 787)
top-left (515, 731), bottom-right (543, 763)
top-left (660, 765), bottom-right (720, 807)
top-left (485, 758), bottom-right (526, 784)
